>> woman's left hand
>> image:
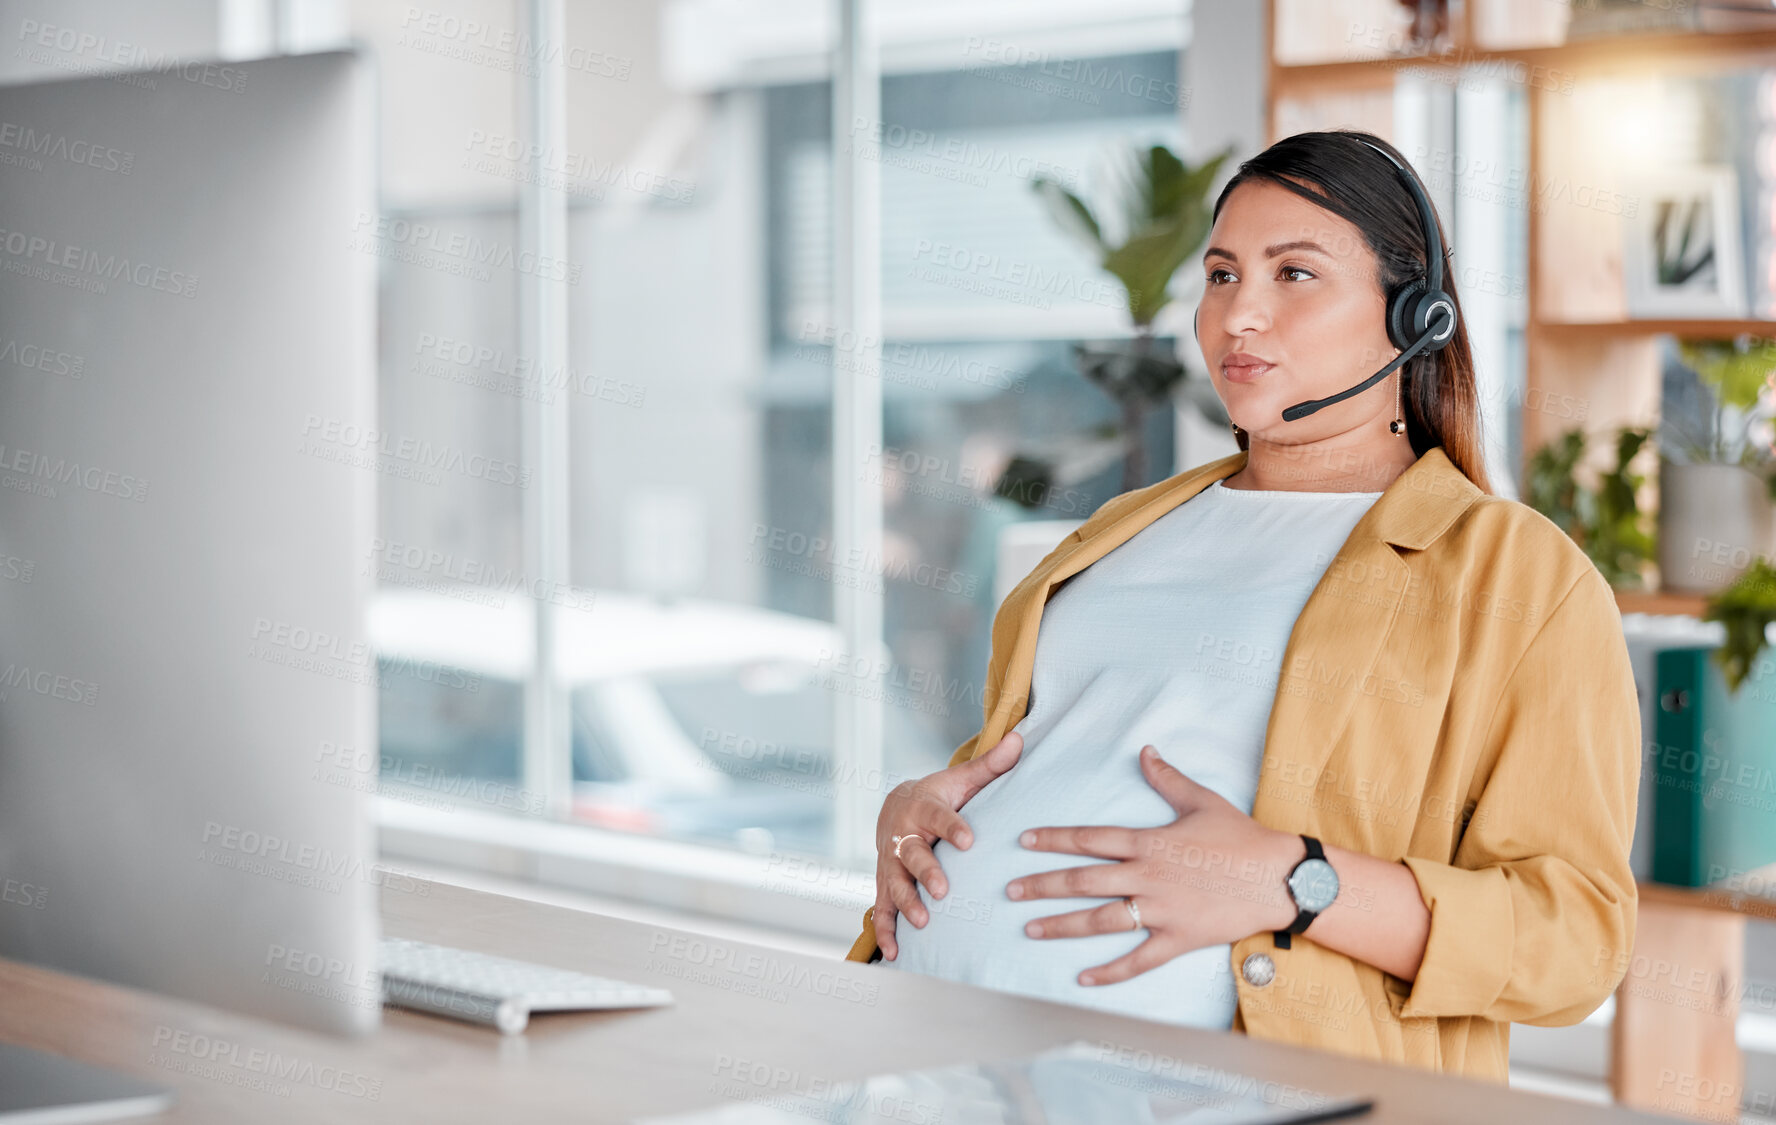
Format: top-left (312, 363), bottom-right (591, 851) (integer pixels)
top-left (1008, 744), bottom-right (1303, 986)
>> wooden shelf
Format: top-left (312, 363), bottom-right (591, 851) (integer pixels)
top-left (1638, 877), bottom-right (1776, 922)
top-left (1270, 26), bottom-right (1776, 90)
top-left (1537, 319), bottom-right (1776, 339)
top-left (1614, 587), bottom-right (1712, 617)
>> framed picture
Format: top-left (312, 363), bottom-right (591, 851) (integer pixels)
top-left (1622, 166), bottom-right (1747, 319)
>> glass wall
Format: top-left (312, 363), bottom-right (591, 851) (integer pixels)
top-left (357, 0), bottom-right (1191, 867)
top-left (350, 0), bottom-right (532, 814)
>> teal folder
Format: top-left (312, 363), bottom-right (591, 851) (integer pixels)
top-left (1650, 645), bottom-right (1776, 888)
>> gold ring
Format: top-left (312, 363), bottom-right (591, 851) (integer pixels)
top-left (892, 834), bottom-right (913, 861)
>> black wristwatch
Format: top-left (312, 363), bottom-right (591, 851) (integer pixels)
top-left (1274, 834), bottom-right (1338, 950)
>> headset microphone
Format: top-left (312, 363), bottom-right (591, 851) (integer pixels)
top-left (1278, 139), bottom-right (1457, 423)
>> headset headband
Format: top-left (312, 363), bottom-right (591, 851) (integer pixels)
top-left (1355, 138), bottom-right (1443, 298)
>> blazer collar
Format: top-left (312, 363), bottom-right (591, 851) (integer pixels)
top-left (982, 445), bottom-right (1484, 819)
top-left (1078, 443), bottom-right (1480, 556)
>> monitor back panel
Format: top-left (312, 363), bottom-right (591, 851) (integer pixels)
top-left (0, 50), bottom-right (380, 1036)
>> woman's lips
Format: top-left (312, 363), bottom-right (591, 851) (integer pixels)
top-left (1222, 361), bottom-right (1274, 383)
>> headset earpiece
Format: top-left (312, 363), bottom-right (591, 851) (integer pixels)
top-left (1386, 278), bottom-right (1457, 354)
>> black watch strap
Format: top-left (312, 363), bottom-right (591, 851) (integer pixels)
top-left (1273, 834), bottom-right (1326, 951)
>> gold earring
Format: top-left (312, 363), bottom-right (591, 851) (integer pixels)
top-left (1390, 370), bottom-right (1407, 436)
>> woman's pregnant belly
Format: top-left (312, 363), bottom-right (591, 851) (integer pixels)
top-left (884, 734), bottom-right (1241, 1029)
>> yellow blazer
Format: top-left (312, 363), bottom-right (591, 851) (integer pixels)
top-left (845, 445), bottom-right (1641, 1082)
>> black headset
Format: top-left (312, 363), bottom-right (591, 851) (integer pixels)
top-left (1195, 137), bottom-right (1457, 424)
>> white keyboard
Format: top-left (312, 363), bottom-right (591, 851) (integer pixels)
top-left (379, 937), bottom-right (674, 1034)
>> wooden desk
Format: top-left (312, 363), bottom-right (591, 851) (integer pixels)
top-left (0, 878), bottom-right (1674, 1124)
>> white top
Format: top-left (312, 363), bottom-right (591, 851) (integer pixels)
top-left (885, 478), bottom-right (1385, 1028)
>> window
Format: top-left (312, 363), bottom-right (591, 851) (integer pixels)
top-left (356, 0), bottom-right (1191, 919)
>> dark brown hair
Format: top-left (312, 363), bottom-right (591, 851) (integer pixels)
top-left (1209, 129), bottom-right (1495, 496)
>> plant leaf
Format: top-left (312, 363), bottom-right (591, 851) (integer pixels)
top-left (1144, 145), bottom-right (1187, 222)
top-left (1029, 143), bottom-right (1232, 326)
top-left (1031, 177), bottom-right (1104, 258)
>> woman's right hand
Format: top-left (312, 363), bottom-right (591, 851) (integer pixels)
top-left (873, 730), bottom-right (1023, 960)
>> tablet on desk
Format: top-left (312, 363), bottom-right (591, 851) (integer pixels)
top-left (637, 1039), bottom-right (1373, 1124)
top-left (0, 1044), bottom-right (173, 1125)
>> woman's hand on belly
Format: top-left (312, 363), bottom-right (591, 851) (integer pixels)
top-left (873, 732), bottom-right (1023, 961)
top-left (1007, 744), bottom-right (1301, 987)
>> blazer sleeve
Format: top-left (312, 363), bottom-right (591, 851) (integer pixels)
top-left (1386, 563), bottom-right (1641, 1025)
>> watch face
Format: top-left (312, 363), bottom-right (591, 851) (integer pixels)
top-left (1289, 858), bottom-right (1339, 914)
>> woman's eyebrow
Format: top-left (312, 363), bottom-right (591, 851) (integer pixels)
top-left (1202, 239), bottom-right (1334, 264)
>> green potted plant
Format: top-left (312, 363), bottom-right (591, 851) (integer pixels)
top-left (1526, 425), bottom-right (1658, 589)
top-left (996, 142), bottom-right (1233, 503)
top-left (1701, 558), bottom-right (1776, 695)
top-left (1656, 335), bottom-right (1776, 595)
top-left (1528, 410), bottom-right (1775, 698)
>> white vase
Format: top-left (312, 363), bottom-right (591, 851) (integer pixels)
top-left (1657, 459), bottom-right (1776, 594)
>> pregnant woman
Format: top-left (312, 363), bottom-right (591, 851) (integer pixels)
top-left (845, 130), bottom-right (1641, 1084)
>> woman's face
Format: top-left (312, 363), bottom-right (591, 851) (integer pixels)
top-left (1195, 179), bottom-right (1401, 442)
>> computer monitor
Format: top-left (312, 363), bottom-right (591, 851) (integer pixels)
top-left (0, 45), bottom-right (379, 1082)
